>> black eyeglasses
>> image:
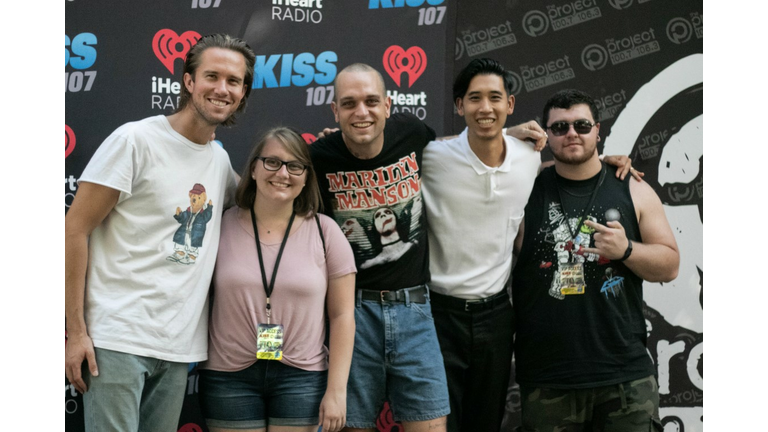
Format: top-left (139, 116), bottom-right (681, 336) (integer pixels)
top-left (256, 156), bottom-right (308, 175)
top-left (546, 120), bottom-right (596, 136)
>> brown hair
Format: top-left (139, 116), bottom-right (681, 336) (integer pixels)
top-left (235, 127), bottom-right (322, 216)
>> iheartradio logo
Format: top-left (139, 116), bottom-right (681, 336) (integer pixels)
top-left (65, 125), bottom-right (76, 158)
top-left (382, 45), bottom-right (427, 88)
top-left (153, 29), bottom-right (202, 74)
top-left (301, 133), bottom-right (317, 145)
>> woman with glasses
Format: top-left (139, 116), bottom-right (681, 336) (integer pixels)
top-left (198, 127), bottom-right (357, 432)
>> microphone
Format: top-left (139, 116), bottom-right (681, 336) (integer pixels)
top-left (605, 208), bottom-right (621, 223)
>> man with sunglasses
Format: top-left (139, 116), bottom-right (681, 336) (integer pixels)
top-left (511, 89), bottom-right (679, 431)
top-left (65, 34), bottom-right (254, 432)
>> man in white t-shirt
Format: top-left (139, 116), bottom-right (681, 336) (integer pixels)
top-left (64, 33), bottom-right (255, 432)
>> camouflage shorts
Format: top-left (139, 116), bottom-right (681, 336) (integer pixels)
top-left (517, 375), bottom-right (663, 432)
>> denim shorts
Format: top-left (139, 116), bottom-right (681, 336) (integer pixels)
top-left (346, 287), bottom-right (451, 428)
top-left (198, 360), bottom-right (327, 429)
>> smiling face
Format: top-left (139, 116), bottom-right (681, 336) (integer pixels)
top-left (456, 74), bottom-right (514, 144)
top-left (547, 103), bottom-right (600, 166)
top-left (183, 47), bottom-right (247, 127)
top-left (331, 70), bottom-right (391, 156)
top-left (252, 138), bottom-right (307, 205)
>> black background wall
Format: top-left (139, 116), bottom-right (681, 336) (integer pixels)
top-left (65, 1), bottom-right (703, 430)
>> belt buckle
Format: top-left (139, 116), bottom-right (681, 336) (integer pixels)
top-left (380, 290), bottom-right (390, 303)
top-left (464, 298), bottom-right (483, 312)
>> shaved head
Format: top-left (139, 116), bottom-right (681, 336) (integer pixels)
top-left (334, 63), bottom-right (387, 101)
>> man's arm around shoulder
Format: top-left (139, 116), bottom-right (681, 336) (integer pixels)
top-left (65, 182), bottom-right (120, 393)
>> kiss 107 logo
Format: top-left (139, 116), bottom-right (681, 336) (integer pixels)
top-left (65, 33), bottom-right (97, 92)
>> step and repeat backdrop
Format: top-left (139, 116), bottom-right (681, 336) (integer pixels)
top-left (65, 1), bottom-right (702, 431)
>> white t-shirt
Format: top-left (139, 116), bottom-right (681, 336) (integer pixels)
top-left (422, 128), bottom-right (541, 299)
top-left (79, 115), bottom-right (237, 362)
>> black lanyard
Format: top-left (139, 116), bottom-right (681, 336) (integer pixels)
top-left (250, 206), bottom-right (296, 323)
top-left (553, 162), bottom-right (606, 251)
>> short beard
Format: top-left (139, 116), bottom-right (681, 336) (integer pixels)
top-left (552, 146), bottom-right (597, 165)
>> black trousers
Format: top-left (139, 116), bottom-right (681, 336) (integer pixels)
top-left (431, 289), bottom-right (515, 432)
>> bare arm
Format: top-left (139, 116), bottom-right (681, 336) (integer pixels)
top-left (318, 272), bottom-right (356, 432)
top-left (507, 121), bottom-right (547, 151)
top-left (583, 180), bottom-right (679, 282)
top-left (65, 182), bottom-right (120, 393)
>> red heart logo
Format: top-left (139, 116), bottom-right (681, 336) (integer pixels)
top-left (301, 133), bottom-right (317, 145)
top-left (65, 125), bottom-right (76, 159)
top-left (177, 423), bottom-right (203, 432)
top-left (153, 29), bottom-right (202, 74)
top-left (382, 46), bottom-right (427, 88)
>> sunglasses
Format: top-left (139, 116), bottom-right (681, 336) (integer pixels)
top-left (546, 120), bottom-right (596, 136)
top-left (256, 156), bottom-right (308, 176)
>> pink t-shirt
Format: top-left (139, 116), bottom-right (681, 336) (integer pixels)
top-left (203, 207), bottom-right (356, 372)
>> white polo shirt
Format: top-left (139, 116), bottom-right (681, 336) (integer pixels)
top-left (422, 128), bottom-right (540, 299)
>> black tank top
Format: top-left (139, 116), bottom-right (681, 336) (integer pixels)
top-left (512, 164), bottom-right (655, 388)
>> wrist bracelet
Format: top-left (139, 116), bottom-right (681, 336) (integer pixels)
top-left (620, 239), bottom-right (633, 261)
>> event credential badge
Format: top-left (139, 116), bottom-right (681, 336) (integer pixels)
top-left (559, 263), bottom-right (586, 295)
top-left (256, 324), bottom-right (284, 360)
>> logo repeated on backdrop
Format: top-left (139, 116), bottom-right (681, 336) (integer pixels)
top-left (302, 133), bottom-right (317, 144)
top-left (666, 12), bottom-right (702, 44)
top-left (521, 0), bottom-right (602, 38)
top-left (65, 33), bottom-right (98, 93)
top-left (595, 89), bottom-right (628, 122)
top-left (518, 55), bottom-right (575, 93)
top-left (454, 21), bottom-right (517, 60)
top-left (580, 27), bottom-right (660, 71)
top-left (369, 0), bottom-right (447, 27)
top-left (637, 128), bottom-right (668, 160)
top-left (272, 0), bottom-right (324, 24)
top-left (153, 29), bottom-right (201, 74)
top-left (383, 46), bottom-right (429, 120)
top-left (383, 46), bottom-right (427, 88)
top-left (254, 51), bottom-right (337, 89)
top-left (66, 175), bottom-right (78, 208)
top-left (65, 383), bottom-right (79, 415)
top-left (65, 125), bottom-right (76, 158)
top-left (607, 0), bottom-right (653, 10)
top-left (191, 0), bottom-right (221, 9)
top-left (251, 51), bottom-right (338, 108)
top-left (150, 30), bottom-right (201, 111)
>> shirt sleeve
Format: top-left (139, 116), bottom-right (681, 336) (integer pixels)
top-left (78, 129), bottom-right (136, 201)
top-left (318, 214), bottom-right (357, 280)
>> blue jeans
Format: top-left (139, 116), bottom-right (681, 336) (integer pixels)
top-left (346, 286), bottom-right (451, 428)
top-left (83, 347), bottom-right (189, 432)
top-left (198, 361), bottom-right (327, 429)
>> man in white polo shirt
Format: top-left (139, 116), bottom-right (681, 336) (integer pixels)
top-left (422, 58), bottom-right (540, 432)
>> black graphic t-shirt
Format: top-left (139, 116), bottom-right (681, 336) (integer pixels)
top-left (512, 164), bottom-right (655, 388)
top-left (310, 113), bottom-right (435, 291)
